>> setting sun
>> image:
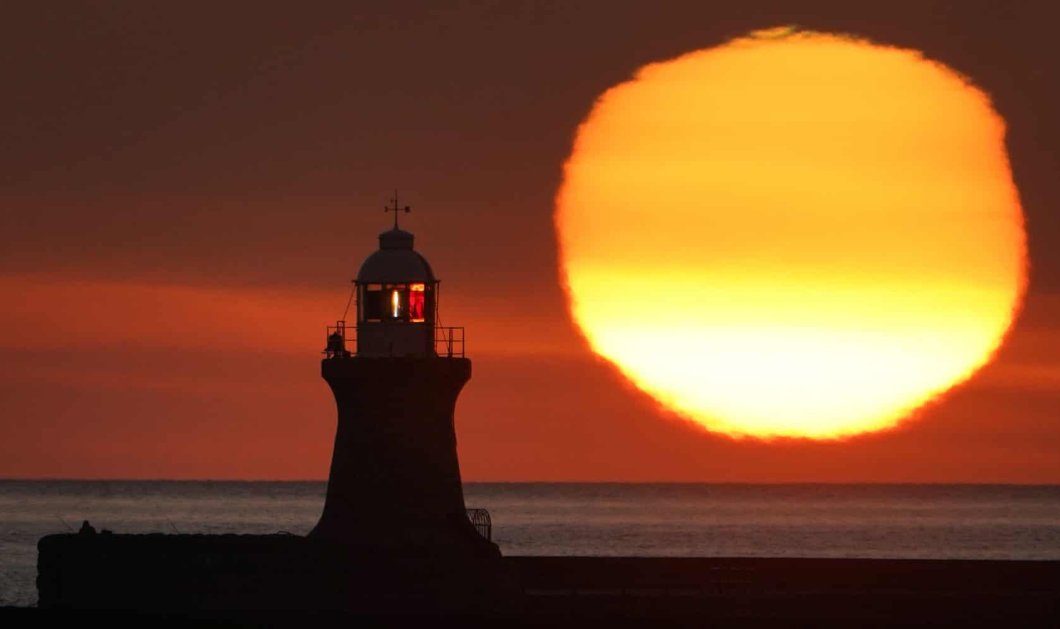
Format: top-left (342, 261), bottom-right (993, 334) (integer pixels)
top-left (555, 28), bottom-right (1027, 439)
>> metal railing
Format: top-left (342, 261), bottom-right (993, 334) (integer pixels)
top-left (466, 508), bottom-right (491, 541)
top-left (324, 321), bottom-right (352, 359)
top-left (324, 321), bottom-right (465, 358)
top-left (434, 326), bottom-right (465, 358)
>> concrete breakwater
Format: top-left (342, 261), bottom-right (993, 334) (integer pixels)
top-left (36, 533), bottom-right (1060, 623)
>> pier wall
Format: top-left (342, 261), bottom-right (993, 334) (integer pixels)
top-left (36, 533), bottom-right (1060, 623)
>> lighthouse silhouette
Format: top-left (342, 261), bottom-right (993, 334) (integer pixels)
top-left (310, 195), bottom-right (499, 571)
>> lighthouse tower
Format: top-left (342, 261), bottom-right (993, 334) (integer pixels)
top-left (310, 197), bottom-right (494, 561)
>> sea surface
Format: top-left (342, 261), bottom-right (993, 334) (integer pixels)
top-left (3, 481), bottom-right (1060, 606)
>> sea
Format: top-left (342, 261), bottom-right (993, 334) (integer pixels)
top-left (2, 481), bottom-right (1060, 607)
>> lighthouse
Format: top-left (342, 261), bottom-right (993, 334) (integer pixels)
top-left (36, 196), bottom-right (513, 616)
top-left (310, 196), bottom-right (495, 563)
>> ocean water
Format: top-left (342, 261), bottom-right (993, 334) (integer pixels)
top-left (3, 481), bottom-right (1060, 606)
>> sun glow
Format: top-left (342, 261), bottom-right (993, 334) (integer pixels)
top-left (555, 29), bottom-right (1026, 439)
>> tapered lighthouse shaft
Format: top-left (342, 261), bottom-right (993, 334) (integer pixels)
top-left (311, 357), bottom-right (475, 543)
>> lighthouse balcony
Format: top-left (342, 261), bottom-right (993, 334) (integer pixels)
top-left (324, 321), bottom-right (465, 358)
top-left (434, 325), bottom-right (465, 358)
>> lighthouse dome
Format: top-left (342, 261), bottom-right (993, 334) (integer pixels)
top-left (356, 228), bottom-right (436, 283)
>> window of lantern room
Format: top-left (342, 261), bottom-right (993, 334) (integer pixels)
top-left (409, 283), bottom-right (426, 322)
top-left (388, 286), bottom-right (405, 321)
top-left (362, 284), bottom-right (384, 321)
top-left (362, 283), bottom-right (426, 323)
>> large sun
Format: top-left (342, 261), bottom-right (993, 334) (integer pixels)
top-left (555, 28), bottom-right (1026, 439)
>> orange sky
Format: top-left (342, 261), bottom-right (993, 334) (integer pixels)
top-left (2, 2), bottom-right (1059, 481)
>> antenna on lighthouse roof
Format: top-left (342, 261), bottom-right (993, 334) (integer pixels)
top-left (384, 189), bottom-right (411, 230)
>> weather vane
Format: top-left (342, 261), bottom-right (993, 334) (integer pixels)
top-left (384, 189), bottom-right (411, 229)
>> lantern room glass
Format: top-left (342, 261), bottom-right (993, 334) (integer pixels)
top-left (360, 283), bottom-right (429, 323)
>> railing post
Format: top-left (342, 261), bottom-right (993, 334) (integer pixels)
top-left (432, 326), bottom-right (465, 358)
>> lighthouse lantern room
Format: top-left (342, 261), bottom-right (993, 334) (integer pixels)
top-left (326, 194), bottom-right (463, 359)
top-left (353, 224), bottom-right (437, 357)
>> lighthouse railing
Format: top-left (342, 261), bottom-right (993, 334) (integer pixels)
top-left (466, 508), bottom-right (491, 541)
top-left (324, 321), bottom-right (353, 358)
top-left (326, 321), bottom-right (464, 357)
top-left (434, 326), bottom-right (465, 358)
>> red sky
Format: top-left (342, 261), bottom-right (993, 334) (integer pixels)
top-left (2, 1), bottom-right (1059, 481)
